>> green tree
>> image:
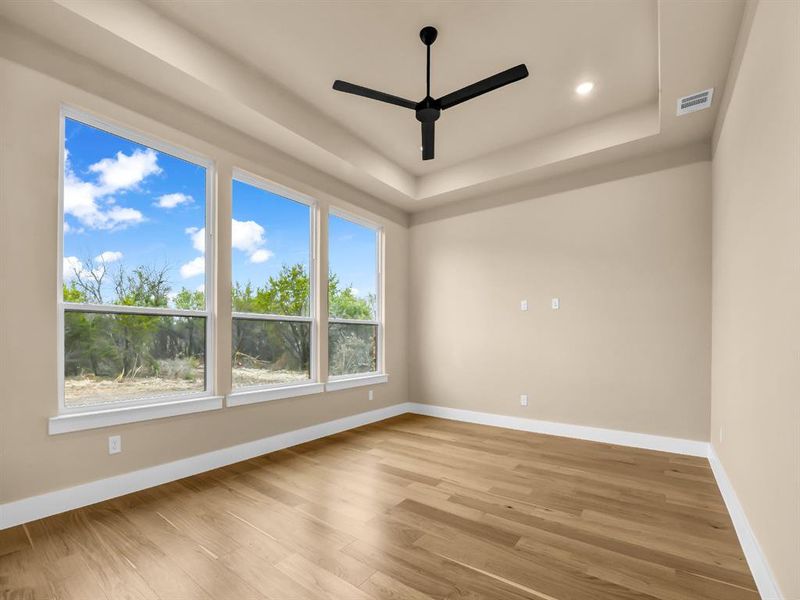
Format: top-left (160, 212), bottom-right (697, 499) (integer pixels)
top-left (174, 288), bottom-right (205, 363)
top-left (231, 263), bottom-right (376, 377)
top-left (174, 288), bottom-right (205, 310)
top-left (64, 255), bottom-right (378, 391)
top-left (329, 272), bottom-right (375, 319)
top-left (62, 283), bottom-right (117, 377)
top-left (328, 272), bottom-right (376, 376)
top-left (110, 265), bottom-right (171, 377)
top-left (259, 264), bottom-right (310, 316)
top-left (63, 282), bottom-right (87, 303)
top-left (232, 264), bottom-right (312, 370)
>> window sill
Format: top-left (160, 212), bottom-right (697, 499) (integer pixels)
top-left (48, 395), bottom-right (224, 435)
top-left (325, 373), bottom-right (388, 391)
top-left (227, 382), bottom-right (325, 407)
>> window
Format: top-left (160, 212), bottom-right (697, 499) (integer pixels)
top-left (231, 173), bottom-right (316, 390)
top-left (328, 211), bottom-right (382, 378)
top-left (60, 111), bottom-right (213, 410)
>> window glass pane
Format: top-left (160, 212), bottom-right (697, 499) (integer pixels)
top-left (231, 179), bottom-right (310, 316)
top-left (63, 118), bottom-right (207, 309)
top-left (64, 311), bottom-right (206, 407)
top-left (232, 318), bottom-right (311, 387)
top-left (329, 323), bottom-right (377, 377)
top-left (328, 215), bottom-right (377, 320)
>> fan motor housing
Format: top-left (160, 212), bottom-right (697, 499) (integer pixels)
top-left (416, 97), bottom-right (441, 123)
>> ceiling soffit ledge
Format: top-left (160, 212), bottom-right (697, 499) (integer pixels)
top-left (0, 0), bottom-right (744, 216)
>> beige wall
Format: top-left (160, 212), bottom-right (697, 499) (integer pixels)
top-left (0, 57), bottom-right (409, 504)
top-left (710, 0), bottom-right (800, 596)
top-left (409, 162), bottom-right (712, 441)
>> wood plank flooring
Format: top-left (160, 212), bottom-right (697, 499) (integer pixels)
top-left (0, 415), bottom-right (758, 600)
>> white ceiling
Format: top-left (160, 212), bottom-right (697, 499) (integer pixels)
top-left (144, 0), bottom-right (659, 175)
top-left (0, 0), bottom-right (745, 216)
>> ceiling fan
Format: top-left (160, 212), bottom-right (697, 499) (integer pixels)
top-left (333, 26), bottom-right (529, 161)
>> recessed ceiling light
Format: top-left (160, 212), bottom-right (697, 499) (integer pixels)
top-left (575, 81), bottom-right (594, 96)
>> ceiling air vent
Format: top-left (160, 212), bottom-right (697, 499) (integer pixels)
top-left (676, 88), bottom-right (714, 116)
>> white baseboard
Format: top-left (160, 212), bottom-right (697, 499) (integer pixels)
top-left (406, 403), bottom-right (710, 457)
top-left (708, 445), bottom-right (783, 600)
top-left (0, 402), bottom-right (412, 531)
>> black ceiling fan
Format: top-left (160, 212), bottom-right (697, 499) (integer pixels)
top-left (333, 26), bottom-right (529, 161)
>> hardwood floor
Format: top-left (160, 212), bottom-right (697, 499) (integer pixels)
top-left (0, 415), bottom-right (758, 600)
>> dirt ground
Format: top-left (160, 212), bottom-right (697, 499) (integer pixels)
top-left (65, 368), bottom-right (309, 407)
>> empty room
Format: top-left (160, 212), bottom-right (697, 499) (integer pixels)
top-left (0, 0), bottom-right (798, 598)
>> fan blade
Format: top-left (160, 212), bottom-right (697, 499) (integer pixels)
top-left (333, 80), bottom-right (417, 110)
top-left (421, 121), bottom-right (435, 160)
top-left (438, 64), bottom-right (528, 110)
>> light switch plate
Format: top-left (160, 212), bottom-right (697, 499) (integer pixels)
top-left (520, 299), bottom-right (528, 311)
top-left (368, 389), bottom-right (374, 401)
top-left (551, 298), bottom-right (560, 310)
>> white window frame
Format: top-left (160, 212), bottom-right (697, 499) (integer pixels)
top-left (326, 207), bottom-right (386, 386)
top-left (52, 106), bottom-right (220, 433)
top-left (227, 169), bottom-right (322, 407)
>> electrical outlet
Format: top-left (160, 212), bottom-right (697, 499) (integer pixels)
top-left (108, 435), bottom-right (122, 455)
top-left (520, 394), bottom-right (528, 407)
top-left (520, 299), bottom-right (528, 311)
top-left (368, 389), bottom-right (374, 401)
top-left (551, 297), bottom-right (560, 310)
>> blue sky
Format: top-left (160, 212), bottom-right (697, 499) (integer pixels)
top-left (63, 118), bottom-right (377, 309)
top-left (329, 214), bottom-right (377, 302)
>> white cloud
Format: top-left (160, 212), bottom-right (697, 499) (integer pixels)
top-left (180, 256), bottom-right (205, 279)
top-left (232, 219), bottom-right (266, 254)
top-left (63, 256), bottom-right (84, 280)
top-left (88, 148), bottom-right (161, 192)
top-left (185, 226), bottom-right (205, 253)
top-left (94, 250), bottom-right (123, 264)
top-left (196, 283), bottom-right (205, 293)
top-left (104, 206), bottom-right (143, 226)
top-left (64, 168), bottom-right (141, 230)
top-left (349, 287), bottom-right (360, 296)
top-left (249, 249), bottom-right (273, 264)
top-left (63, 222), bottom-right (71, 233)
top-left (184, 219), bottom-right (270, 264)
top-left (155, 192), bottom-right (193, 209)
top-left (62, 147), bottom-right (162, 231)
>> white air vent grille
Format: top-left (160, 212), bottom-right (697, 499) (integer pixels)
top-left (677, 88), bottom-right (714, 116)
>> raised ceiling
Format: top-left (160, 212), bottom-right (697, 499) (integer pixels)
top-left (144, 0), bottom-right (659, 175)
top-left (0, 0), bottom-right (745, 215)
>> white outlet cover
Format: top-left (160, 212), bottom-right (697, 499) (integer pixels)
top-left (108, 435), bottom-right (121, 455)
top-left (520, 394), bottom-right (528, 407)
top-left (520, 299), bottom-right (528, 311)
top-left (551, 298), bottom-right (560, 310)
top-left (368, 389), bottom-right (374, 401)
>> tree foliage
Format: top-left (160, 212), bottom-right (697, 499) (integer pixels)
top-left (64, 263), bottom-right (203, 383)
top-left (65, 259), bottom-right (376, 389)
top-left (329, 272), bottom-right (375, 320)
